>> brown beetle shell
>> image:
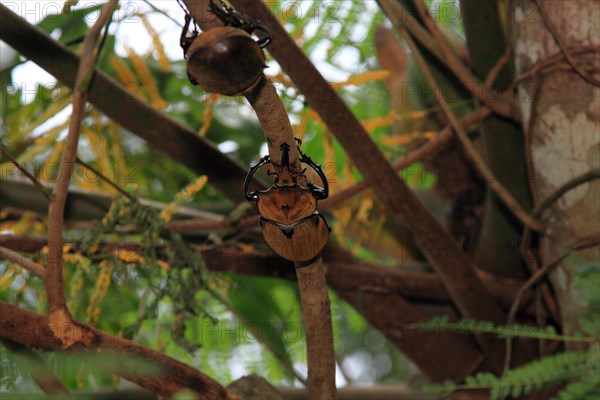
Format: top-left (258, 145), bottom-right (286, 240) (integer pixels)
top-left (259, 213), bottom-right (329, 262)
top-left (257, 183), bottom-right (317, 225)
top-left (186, 27), bottom-right (266, 96)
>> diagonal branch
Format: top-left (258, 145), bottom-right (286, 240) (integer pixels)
top-left (0, 4), bottom-right (262, 202)
top-left (1, 339), bottom-right (69, 395)
top-left (378, 0), bottom-right (519, 122)
top-left (0, 245), bottom-right (46, 279)
top-left (320, 107), bottom-right (492, 211)
top-left (0, 302), bottom-right (239, 400)
top-left (397, 24), bottom-right (544, 232)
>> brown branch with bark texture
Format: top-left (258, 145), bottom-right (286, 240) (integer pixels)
top-left (0, 245), bottom-right (47, 279)
top-left (0, 234), bottom-right (536, 316)
top-left (519, 169), bottom-right (600, 322)
top-left (377, 0), bottom-right (519, 122)
top-left (533, 0), bottom-right (600, 87)
top-left (505, 169), bottom-right (600, 372)
top-left (181, 1), bottom-right (335, 397)
top-left (0, 4), bottom-right (260, 202)
top-left (228, 0), bottom-right (506, 329)
top-left (1, 339), bottom-right (70, 395)
top-left (504, 231), bottom-right (600, 372)
top-left (397, 22), bottom-right (544, 232)
top-left (0, 145), bottom-right (51, 201)
top-left (320, 107), bottom-right (492, 211)
top-left (0, 302), bottom-right (239, 400)
top-left (45, 0), bottom-right (117, 316)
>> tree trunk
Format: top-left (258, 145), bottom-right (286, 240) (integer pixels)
top-left (511, 0), bottom-right (600, 342)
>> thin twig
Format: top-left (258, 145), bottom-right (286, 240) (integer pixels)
top-left (0, 145), bottom-right (51, 201)
top-left (484, 47), bottom-right (513, 88)
top-left (45, 0), bottom-right (117, 315)
top-left (413, 0), bottom-right (517, 116)
top-left (75, 156), bottom-right (133, 199)
top-left (379, 0), bottom-right (518, 121)
top-left (504, 232), bottom-right (600, 371)
top-left (533, 0), bottom-right (600, 87)
top-left (534, 169), bottom-right (600, 215)
top-left (141, 0), bottom-right (182, 26)
top-left (320, 107), bottom-right (492, 211)
top-left (505, 169), bottom-right (600, 372)
top-left (398, 27), bottom-right (545, 232)
top-left (0, 246), bottom-right (46, 279)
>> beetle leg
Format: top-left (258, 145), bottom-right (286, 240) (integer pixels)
top-left (180, 13), bottom-right (193, 56)
top-left (299, 151), bottom-right (329, 200)
top-left (253, 23), bottom-right (272, 48)
top-left (244, 155), bottom-right (271, 201)
top-left (210, 0), bottom-right (241, 27)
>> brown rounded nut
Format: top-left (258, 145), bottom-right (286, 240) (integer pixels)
top-left (186, 26), bottom-right (266, 96)
top-left (259, 213), bottom-right (329, 262)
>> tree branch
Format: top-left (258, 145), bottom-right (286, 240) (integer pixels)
top-left (397, 24), bottom-right (544, 232)
top-left (0, 4), bottom-right (261, 202)
top-left (0, 245), bottom-right (46, 279)
top-left (378, 0), bottom-right (519, 122)
top-left (319, 107), bottom-right (492, 211)
top-left (533, 0), bottom-right (600, 87)
top-left (228, 0), bottom-right (507, 329)
top-left (0, 302), bottom-right (239, 400)
top-left (1, 339), bottom-right (69, 395)
top-left (45, 0), bottom-right (117, 315)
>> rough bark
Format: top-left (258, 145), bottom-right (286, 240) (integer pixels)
top-left (511, 0), bottom-right (600, 342)
top-left (0, 302), bottom-right (239, 400)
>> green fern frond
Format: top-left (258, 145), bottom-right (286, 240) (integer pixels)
top-left (424, 349), bottom-right (599, 400)
top-left (410, 316), bottom-right (598, 343)
top-left (554, 371), bottom-right (600, 400)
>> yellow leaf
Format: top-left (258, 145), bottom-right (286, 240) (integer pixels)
top-left (293, 110), bottom-right (308, 142)
top-left (157, 260), bottom-right (170, 271)
top-left (237, 243), bottom-right (255, 254)
top-left (17, 119), bottom-right (70, 163)
top-left (331, 70), bottom-right (390, 89)
top-left (109, 55), bottom-right (142, 99)
top-left (17, 282), bottom-right (28, 294)
top-left (362, 115), bottom-right (395, 132)
top-left (20, 95), bottom-right (71, 141)
top-left (116, 249), bottom-right (145, 264)
top-left (86, 260), bottom-right (113, 325)
top-left (62, 0), bottom-right (79, 13)
top-left (139, 15), bottom-right (170, 72)
top-left (356, 197), bottom-right (374, 223)
top-left (126, 47), bottom-right (167, 110)
top-left (381, 134), bottom-right (412, 146)
top-left (307, 109), bottom-right (324, 126)
top-left (179, 175), bottom-right (209, 201)
top-left (39, 141), bottom-right (65, 184)
top-left (160, 202), bottom-right (179, 223)
top-left (198, 95), bottom-right (218, 137)
top-left (0, 265), bottom-right (17, 291)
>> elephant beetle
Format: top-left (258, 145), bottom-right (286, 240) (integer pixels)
top-left (259, 212), bottom-right (330, 262)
